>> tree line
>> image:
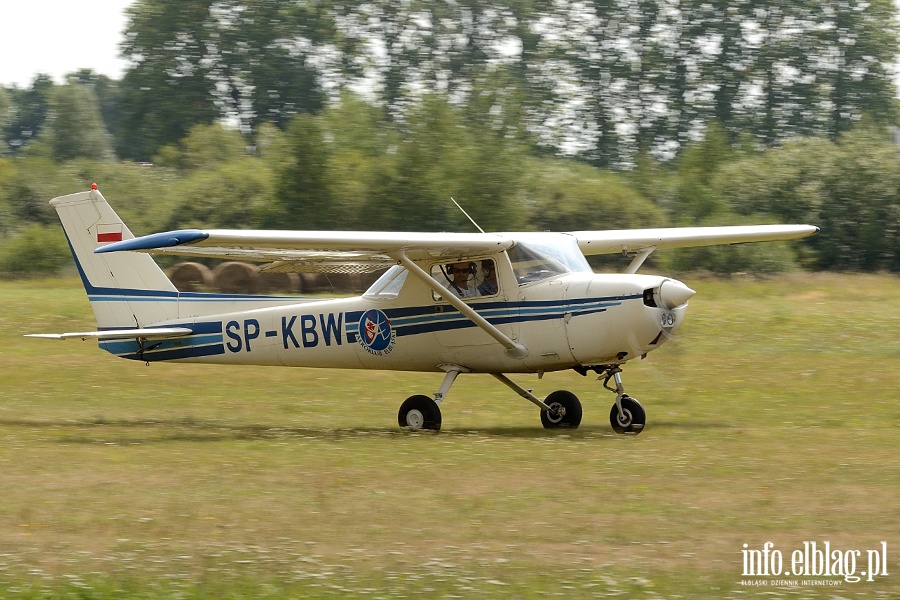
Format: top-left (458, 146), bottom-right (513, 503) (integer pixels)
top-left (0, 0), bottom-right (898, 275)
top-left (4, 0), bottom-right (898, 164)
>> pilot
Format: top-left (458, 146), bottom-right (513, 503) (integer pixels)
top-left (446, 261), bottom-right (479, 298)
top-left (477, 259), bottom-right (498, 295)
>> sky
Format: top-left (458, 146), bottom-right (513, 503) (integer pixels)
top-left (0, 1), bottom-right (135, 88)
top-left (1, 1), bottom-right (898, 95)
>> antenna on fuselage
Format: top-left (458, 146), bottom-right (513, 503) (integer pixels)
top-left (450, 197), bottom-right (485, 233)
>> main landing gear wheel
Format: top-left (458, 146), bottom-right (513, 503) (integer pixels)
top-left (398, 394), bottom-right (442, 431)
top-left (540, 390), bottom-right (583, 429)
top-left (610, 395), bottom-right (645, 435)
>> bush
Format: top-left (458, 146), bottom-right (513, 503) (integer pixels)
top-left (524, 158), bottom-right (664, 231)
top-left (663, 241), bottom-right (800, 276)
top-left (0, 224), bottom-right (71, 275)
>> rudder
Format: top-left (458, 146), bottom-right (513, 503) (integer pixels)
top-left (52, 186), bottom-right (179, 329)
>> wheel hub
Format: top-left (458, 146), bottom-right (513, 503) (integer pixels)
top-left (546, 402), bottom-right (566, 423)
top-left (406, 409), bottom-right (425, 429)
top-left (616, 409), bottom-right (633, 427)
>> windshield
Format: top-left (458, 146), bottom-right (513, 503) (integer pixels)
top-left (507, 233), bottom-right (591, 285)
top-left (363, 265), bottom-right (408, 298)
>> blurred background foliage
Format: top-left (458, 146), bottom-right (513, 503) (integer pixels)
top-left (1, 0), bottom-right (898, 275)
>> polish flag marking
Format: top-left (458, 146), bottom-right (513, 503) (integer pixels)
top-left (97, 225), bottom-right (123, 243)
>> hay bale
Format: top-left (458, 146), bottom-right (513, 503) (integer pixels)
top-left (258, 271), bottom-right (300, 294)
top-left (298, 273), bottom-right (324, 294)
top-left (355, 270), bottom-right (388, 292)
top-left (214, 262), bottom-right (260, 294)
top-left (168, 262), bottom-right (214, 292)
top-left (320, 273), bottom-right (355, 293)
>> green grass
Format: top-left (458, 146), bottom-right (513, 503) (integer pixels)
top-left (0, 273), bottom-right (898, 598)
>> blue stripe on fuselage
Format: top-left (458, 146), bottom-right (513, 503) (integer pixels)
top-left (101, 321), bottom-right (224, 361)
top-left (344, 295), bottom-right (639, 339)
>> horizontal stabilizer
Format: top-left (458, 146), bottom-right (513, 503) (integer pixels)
top-left (25, 327), bottom-right (194, 341)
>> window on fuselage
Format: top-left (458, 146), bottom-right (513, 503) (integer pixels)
top-left (430, 258), bottom-right (499, 301)
top-left (363, 265), bottom-right (408, 299)
top-left (507, 234), bottom-right (592, 285)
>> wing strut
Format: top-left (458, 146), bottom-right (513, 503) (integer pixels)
top-left (393, 251), bottom-right (528, 359)
top-left (625, 246), bottom-right (656, 274)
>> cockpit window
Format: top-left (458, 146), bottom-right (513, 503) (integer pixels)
top-left (430, 259), bottom-right (499, 300)
top-left (364, 265), bottom-right (408, 298)
top-left (507, 234), bottom-right (591, 285)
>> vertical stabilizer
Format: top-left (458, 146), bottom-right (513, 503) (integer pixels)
top-left (52, 187), bottom-right (179, 329)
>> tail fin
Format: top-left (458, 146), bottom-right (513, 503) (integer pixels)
top-left (52, 187), bottom-right (179, 329)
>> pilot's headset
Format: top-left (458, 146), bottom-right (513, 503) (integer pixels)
top-left (447, 262), bottom-right (477, 276)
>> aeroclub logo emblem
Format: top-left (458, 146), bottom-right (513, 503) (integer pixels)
top-left (358, 309), bottom-right (396, 356)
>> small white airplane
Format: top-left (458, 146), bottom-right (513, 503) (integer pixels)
top-left (28, 186), bottom-right (818, 433)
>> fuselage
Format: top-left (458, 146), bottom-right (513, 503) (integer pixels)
top-left (101, 269), bottom-right (689, 375)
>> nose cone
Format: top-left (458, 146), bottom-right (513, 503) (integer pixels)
top-left (658, 279), bottom-right (696, 309)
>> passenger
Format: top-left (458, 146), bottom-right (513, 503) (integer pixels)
top-left (477, 260), bottom-right (498, 296)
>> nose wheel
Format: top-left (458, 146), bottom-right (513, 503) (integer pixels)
top-left (577, 364), bottom-right (648, 435)
top-left (603, 366), bottom-right (646, 435)
top-left (610, 394), bottom-right (645, 434)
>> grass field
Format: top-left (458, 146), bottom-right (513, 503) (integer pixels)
top-left (0, 273), bottom-right (898, 599)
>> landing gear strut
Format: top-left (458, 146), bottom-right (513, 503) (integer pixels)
top-left (397, 367), bottom-right (465, 431)
top-left (491, 373), bottom-right (582, 429)
top-left (602, 366), bottom-right (646, 435)
top-left (397, 368), bottom-right (587, 431)
top-left (580, 364), bottom-right (647, 435)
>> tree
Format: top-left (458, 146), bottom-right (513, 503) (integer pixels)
top-left (209, 0), bottom-right (330, 131)
top-left (361, 94), bottom-right (525, 232)
top-left (317, 93), bottom-right (390, 229)
top-left (67, 70), bottom-right (125, 150)
top-left (3, 75), bottom-right (54, 154)
top-left (715, 128), bottom-right (900, 272)
top-left (816, 0), bottom-right (900, 138)
top-left (269, 113), bottom-right (334, 229)
top-left (154, 122), bottom-right (248, 169)
top-left (0, 157), bottom-right (18, 233)
top-left (118, 0), bottom-right (221, 160)
top-left (813, 129), bottom-right (900, 271)
top-left (0, 87), bottom-right (11, 154)
top-left (114, 0), bottom-right (899, 166)
top-left (118, 0), bottom-right (333, 159)
top-left (36, 83), bottom-right (116, 162)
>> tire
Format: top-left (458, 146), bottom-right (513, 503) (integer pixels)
top-left (540, 390), bottom-right (583, 429)
top-left (610, 395), bottom-right (646, 435)
top-left (398, 395), bottom-right (442, 431)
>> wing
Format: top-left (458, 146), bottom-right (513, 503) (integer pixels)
top-left (95, 229), bottom-right (515, 273)
top-left (572, 224), bottom-right (819, 256)
top-left (94, 224), bottom-right (817, 273)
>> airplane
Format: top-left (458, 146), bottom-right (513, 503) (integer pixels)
top-left (27, 185), bottom-right (818, 434)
